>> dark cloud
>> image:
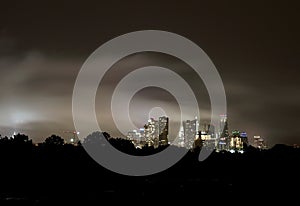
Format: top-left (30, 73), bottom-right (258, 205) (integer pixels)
top-left (0, 0), bottom-right (299, 146)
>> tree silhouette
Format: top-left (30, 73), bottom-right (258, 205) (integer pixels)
top-left (81, 131), bottom-right (110, 159)
top-left (82, 131), bottom-right (138, 155)
top-left (0, 130), bottom-right (299, 203)
top-left (45, 135), bottom-right (65, 146)
top-left (0, 135), bottom-right (9, 145)
top-left (108, 137), bottom-right (136, 155)
top-left (82, 131), bottom-right (109, 146)
top-left (11, 133), bottom-right (32, 145)
top-left (102, 132), bottom-right (111, 139)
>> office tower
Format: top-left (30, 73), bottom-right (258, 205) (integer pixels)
top-left (144, 118), bottom-right (159, 147)
top-left (158, 116), bottom-right (169, 146)
top-left (143, 116), bottom-right (169, 148)
top-left (207, 124), bottom-right (215, 138)
top-left (219, 114), bottom-right (228, 136)
top-left (172, 125), bottom-right (185, 147)
top-left (240, 132), bottom-right (248, 146)
top-left (200, 122), bottom-right (216, 138)
top-left (127, 128), bottom-right (147, 149)
top-left (183, 117), bottom-right (199, 149)
top-left (230, 130), bottom-right (241, 150)
top-left (229, 130), bottom-right (248, 152)
top-left (217, 114), bottom-right (229, 151)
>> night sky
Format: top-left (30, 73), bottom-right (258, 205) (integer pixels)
top-left (0, 0), bottom-right (299, 146)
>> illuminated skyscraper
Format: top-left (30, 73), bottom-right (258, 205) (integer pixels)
top-left (144, 116), bottom-right (169, 148)
top-left (144, 118), bottom-right (159, 147)
top-left (183, 117), bottom-right (199, 149)
top-left (228, 130), bottom-right (248, 152)
top-left (158, 116), bottom-right (169, 146)
top-left (219, 114), bottom-right (228, 137)
top-left (201, 122), bottom-right (215, 138)
top-left (217, 114), bottom-right (229, 151)
top-left (230, 130), bottom-right (242, 150)
top-left (240, 132), bottom-right (248, 146)
top-left (127, 128), bottom-right (146, 149)
top-left (197, 122), bottom-right (216, 150)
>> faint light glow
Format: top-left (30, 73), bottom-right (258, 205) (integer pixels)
top-left (11, 131), bottom-right (17, 138)
top-left (229, 149), bottom-right (235, 153)
top-left (70, 138), bottom-right (74, 143)
top-left (238, 150), bottom-right (244, 154)
top-left (240, 132), bottom-right (247, 138)
top-left (8, 110), bottom-right (39, 127)
top-left (135, 145), bottom-right (142, 149)
top-left (148, 107), bottom-right (166, 121)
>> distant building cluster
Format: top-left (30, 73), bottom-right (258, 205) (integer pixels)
top-left (126, 114), bottom-right (267, 152)
top-left (126, 116), bottom-right (169, 149)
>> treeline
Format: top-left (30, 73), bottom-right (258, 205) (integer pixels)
top-left (0, 132), bottom-right (299, 204)
top-left (0, 131), bottom-right (170, 155)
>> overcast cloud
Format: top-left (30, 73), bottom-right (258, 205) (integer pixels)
top-left (0, 0), bottom-right (299, 146)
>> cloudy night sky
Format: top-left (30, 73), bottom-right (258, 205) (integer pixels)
top-left (0, 0), bottom-right (299, 146)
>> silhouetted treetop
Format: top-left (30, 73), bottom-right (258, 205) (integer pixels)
top-left (11, 133), bottom-right (32, 145)
top-left (45, 135), bottom-right (65, 146)
top-left (0, 135), bottom-right (10, 144)
top-left (82, 131), bottom-right (109, 146)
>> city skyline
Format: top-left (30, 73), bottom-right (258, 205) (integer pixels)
top-left (3, 114), bottom-right (268, 152)
top-left (124, 114), bottom-right (266, 151)
top-left (0, 1), bottom-right (300, 147)
top-left (0, 1), bottom-right (299, 204)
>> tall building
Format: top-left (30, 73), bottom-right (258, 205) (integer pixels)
top-left (144, 118), bottom-right (159, 147)
top-left (200, 122), bottom-right (215, 138)
top-left (127, 128), bottom-right (146, 149)
top-left (219, 114), bottom-right (228, 136)
top-left (183, 117), bottom-right (199, 149)
top-left (240, 132), bottom-right (248, 146)
top-left (229, 130), bottom-right (248, 152)
top-left (197, 122), bottom-right (217, 150)
top-left (127, 130), bottom-right (137, 141)
top-left (176, 125), bottom-right (185, 147)
top-left (158, 116), bottom-right (169, 146)
top-left (144, 116), bottom-right (169, 148)
top-left (230, 130), bottom-right (241, 150)
top-left (217, 114), bottom-right (229, 151)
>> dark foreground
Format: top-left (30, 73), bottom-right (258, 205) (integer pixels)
top-left (0, 140), bottom-right (299, 205)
